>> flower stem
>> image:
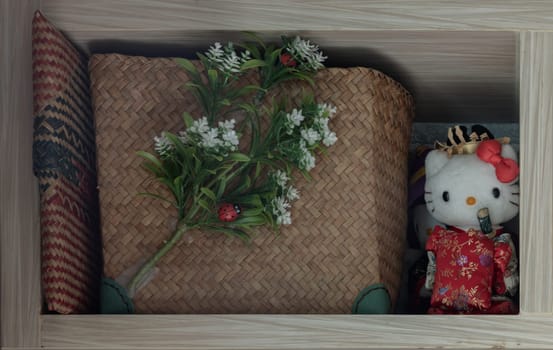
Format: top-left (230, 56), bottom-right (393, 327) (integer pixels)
top-left (127, 221), bottom-right (188, 295)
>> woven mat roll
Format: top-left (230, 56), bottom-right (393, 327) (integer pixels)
top-left (90, 54), bottom-right (414, 313)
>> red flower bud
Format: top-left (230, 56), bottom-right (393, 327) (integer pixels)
top-left (280, 53), bottom-right (297, 67)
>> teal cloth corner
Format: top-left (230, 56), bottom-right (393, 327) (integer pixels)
top-left (352, 283), bottom-right (392, 314)
top-left (100, 277), bottom-right (135, 314)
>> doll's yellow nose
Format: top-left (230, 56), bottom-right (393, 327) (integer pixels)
top-left (466, 196), bottom-right (477, 206)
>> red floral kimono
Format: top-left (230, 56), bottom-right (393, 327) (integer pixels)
top-left (425, 225), bottom-right (518, 314)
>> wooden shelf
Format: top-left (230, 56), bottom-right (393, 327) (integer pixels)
top-left (3, 1), bottom-right (553, 349)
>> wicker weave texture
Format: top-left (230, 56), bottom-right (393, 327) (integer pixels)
top-left (33, 11), bottom-right (102, 314)
top-left (90, 54), bottom-right (414, 313)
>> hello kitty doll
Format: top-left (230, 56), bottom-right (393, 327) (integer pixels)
top-left (424, 125), bottom-right (519, 314)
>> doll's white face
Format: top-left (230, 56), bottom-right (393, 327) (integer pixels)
top-left (424, 145), bottom-right (519, 229)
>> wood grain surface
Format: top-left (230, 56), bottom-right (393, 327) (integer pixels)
top-left (519, 31), bottom-right (553, 314)
top-left (4, 1), bottom-right (553, 349)
top-left (0, 0), bottom-right (42, 348)
top-left (49, 30), bottom-right (519, 124)
top-left (41, 0), bottom-right (553, 31)
top-left (41, 314), bottom-right (553, 349)
top-left (40, 1), bottom-right (521, 124)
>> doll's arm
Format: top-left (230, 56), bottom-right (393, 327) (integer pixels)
top-left (494, 233), bottom-right (519, 296)
top-left (424, 251), bottom-right (436, 291)
top-left (424, 226), bottom-right (443, 291)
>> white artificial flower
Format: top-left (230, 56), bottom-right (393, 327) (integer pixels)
top-left (276, 211), bottom-right (292, 225)
top-left (206, 42), bottom-right (224, 62)
top-left (184, 117), bottom-right (240, 155)
top-left (271, 196), bottom-right (292, 225)
top-left (200, 128), bottom-right (221, 149)
top-left (298, 140), bottom-right (316, 171)
top-left (205, 42), bottom-right (250, 76)
top-left (271, 169), bottom-right (289, 188)
top-left (311, 51), bottom-right (327, 70)
top-left (313, 116), bottom-right (329, 130)
top-left (241, 50), bottom-right (251, 61)
top-left (221, 51), bottom-right (242, 74)
top-left (286, 36), bottom-right (327, 71)
top-left (289, 109), bottom-right (305, 126)
top-left (286, 186), bottom-right (300, 201)
top-left (301, 152), bottom-right (316, 171)
top-left (322, 130), bottom-right (338, 147)
top-left (189, 117), bottom-right (210, 135)
top-left (292, 37), bottom-right (315, 58)
top-left (178, 131), bottom-right (189, 144)
top-left (271, 196), bottom-right (290, 214)
top-left (318, 103), bottom-right (337, 118)
top-left (154, 133), bottom-right (173, 157)
top-left (218, 119), bottom-right (236, 131)
top-left (301, 128), bottom-right (321, 146)
top-left (285, 109), bottom-right (305, 134)
top-left (221, 129), bottom-right (239, 149)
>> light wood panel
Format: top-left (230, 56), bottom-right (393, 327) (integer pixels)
top-left (41, 314), bottom-right (553, 349)
top-left (32, 27), bottom-right (520, 123)
top-left (0, 0), bottom-right (42, 348)
top-left (5, 1), bottom-right (553, 349)
top-left (519, 31), bottom-right (553, 314)
top-left (41, 0), bottom-right (553, 31)
top-left (40, 1), bottom-right (521, 123)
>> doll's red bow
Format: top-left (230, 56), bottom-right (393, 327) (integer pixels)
top-left (476, 139), bottom-right (519, 183)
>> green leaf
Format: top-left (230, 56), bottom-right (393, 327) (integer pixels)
top-left (207, 69), bottom-right (218, 88)
top-left (239, 103), bottom-right (257, 114)
top-left (269, 47), bottom-right (282, 65)
top-left (227, 85), bottom-right (265, 100)
top-left (207, 225), bottom-right (251, 243)
top-left (241, 59), bottom-right (267, 70)
top-left (216, 177), bottom-right (227, 199)
top-left (185, 82), bottom-right (211, 114)
top-left (163, 133), bottom-right (190, 163)
top-left (141, 162), bottom-right (162, 177)
top-left (155, 177), bottom-right (180, 204)
top-left (228, 153), bottom-right (250, 162)
top-left (173, 176), bottom-right (184, 204)
top-left (137, 151), bottom-right (163, 169)
top-left (242, 31), bottom-right (266, 49)
top-left (239, 42), bottom-right (261, 59)
top-left (194, 156), bottom-right (201, 173)
top-left (175, 58), bottom-right (199, 78)
top-left (264, 44), bottom-right (276, 61)
top-left (301, 169), bottom-right (313, 181)
top-left (185, 82), bottom-right (203, 89)
top-left (182, 112), bottom-right (194, 128)
top-left (200, 187), bottom-right (217, 202)
top-left (257, 158), bottom-right (279, 168)
top-left (255, 161), bottom-right (262, 178)
top-left (138, 192), bottom-right (176, 206)
top-left (263, 210), bottom-right (276, 228)
top-left (292, 71), bottom-right (315, 86)
top-left (240, 207), bottom-right (265, 217)
top-left (232, 215), bottom-right (267, 226)
top-left (197, 199), bottom-right (210, 210)
top-left (239, 194), bottom-right (263, 207)
top-left (233, 175), bottom-right (251, 195)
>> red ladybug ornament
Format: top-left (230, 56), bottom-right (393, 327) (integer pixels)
top-left (218, 203), bottom-right (241, 222)
top-left (279, 53), bottom-right (297, 67)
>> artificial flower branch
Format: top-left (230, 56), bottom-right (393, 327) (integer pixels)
top-left (128, 35), bottom-right (336, 296)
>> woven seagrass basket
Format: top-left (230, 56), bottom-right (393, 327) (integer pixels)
top-left (89, 54), bottom-right (414, 313)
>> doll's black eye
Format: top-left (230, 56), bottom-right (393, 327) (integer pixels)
top-left (442, 191), bottom-right (450, 202)
top-left (493, 188), bottom-right (501, 198)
